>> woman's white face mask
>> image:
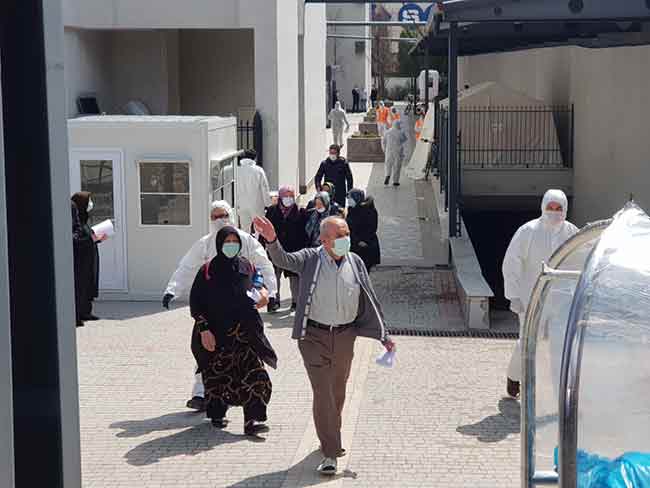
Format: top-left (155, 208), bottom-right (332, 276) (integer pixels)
top-left (87, 199), bottom-right (94, 212)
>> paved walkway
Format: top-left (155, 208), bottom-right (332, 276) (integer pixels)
top-left (78, 110), bottom-right (520, 487)
top-left (80, 301), bottom-right (519, 488)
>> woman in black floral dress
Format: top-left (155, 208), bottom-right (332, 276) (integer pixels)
top-left (190, 226), bottom-right (276, 435)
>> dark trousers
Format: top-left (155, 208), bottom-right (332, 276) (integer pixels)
top-left (298, 325), bottom-right (356, 458)
top-left (352, 95), bottom-right (359, 113)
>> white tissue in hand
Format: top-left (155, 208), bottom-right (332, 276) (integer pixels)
top-left (375, 350), bottom-right (396, 368)
top-left (246, 288), bottom-right (263, 304)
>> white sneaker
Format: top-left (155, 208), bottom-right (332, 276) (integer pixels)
top-left (317, 457), bottom-right (337, 476)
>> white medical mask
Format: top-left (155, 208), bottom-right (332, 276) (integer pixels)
top-left (210, 217), bottom-right (230, 234)
top-left (543, 210), bottom-right (565, 226)
top-left (347, 198), bottom-right (357, 208)
top-left (87, 199), bottom-right (94, 212)
top-left (222, 242), bottom-right (241, 259)
top-left (281, 197), bottom-right (295, 207)
top-left (332, 236), bottom-right (351, 257)
top-left (329, 155), bottom-right (337, 161)
top-left (316, 207), bottom-right (326, 214)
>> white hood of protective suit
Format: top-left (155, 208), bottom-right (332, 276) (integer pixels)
top-left (209, 200), bottom-right (235, 234)
top-left (502, 189), bottom-right (578, 310)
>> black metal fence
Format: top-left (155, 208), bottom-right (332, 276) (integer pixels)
top-left (432, 104), bottom-right (575, 237)
top-left (237, 111), bottom-right (264, 166)
top-left (435, 105), bottom-right (574, 170)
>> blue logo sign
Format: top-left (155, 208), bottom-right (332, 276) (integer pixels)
top-left (398, 3), bottom-right (424, 22)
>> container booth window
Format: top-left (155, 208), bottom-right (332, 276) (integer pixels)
top-left (210, 154), bottom-right (239, 215)
top-left (138, 160), bottom-right (191, 226)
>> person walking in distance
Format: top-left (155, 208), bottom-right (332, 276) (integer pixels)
top-left (162, 200), bottom-right (276, 411)
top-left (315, 145), bottom-right (354, 208)
top-left (352, 86), bottom-right (360, 113)
top-left (227, 149), bottom-right (270, 233)
top-left (383, 120), bottom-right (408, 187)
top-left (360, 88), bottom-right (368, 112)
top-left (254, 215), bottom-right (395, 476)
top-left (346, 189), bottom-right (380, 272)
top-left (375, 101), bottom-right (390, 150)
top-left (328, 102), bottom-right (350, 148)
top-left (502, 189), bottom-right (578, 398)
top-left (370, 86), bottom-right (378, 108)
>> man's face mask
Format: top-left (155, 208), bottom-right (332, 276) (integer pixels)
top-left (210, 213), bottom-right (230, 233)
top-left (222, 242), bottom-right (241, 259)
top-left (329, 153), bottom-right (337, 161)
top-left (281, 197), bottom-right (295, 208)
top-left (544, 210), bottom-right (565, 226)
top-left (347, 198), bottom-right (357, 208)
top-left (332, 236), bottom-right (351, 257)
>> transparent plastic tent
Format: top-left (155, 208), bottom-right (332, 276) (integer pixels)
top-left (521, 203), bottom-right (650, 488)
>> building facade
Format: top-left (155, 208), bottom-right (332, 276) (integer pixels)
top-left (326, 3), bottom-right (372, 112)
top-left (62, 0), bottom-right (327, 191)
top-left (457, 44), bottom-right (650, 226)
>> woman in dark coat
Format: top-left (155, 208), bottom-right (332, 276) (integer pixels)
top-left (71, 192), bottom-right (103, 327)
top-left (263, 185), bottom-right (307, 312)
top-left (190, 226), bottom-right (276, 435)
top-left (346, 188), bottom-right (381, 271)
top-left (305, 191), bottom-right (342, 248)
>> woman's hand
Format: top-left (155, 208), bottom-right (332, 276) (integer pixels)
top-left (256, 287), bottom-right (270, 309)
top-left (92, 233), bottom-right (107, 243)
top-left (200, 330), bottom-right (216, 352)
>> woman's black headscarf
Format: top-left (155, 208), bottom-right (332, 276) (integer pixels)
top-left (191, 225), bottom-right (277, 369)
top-left (71, 191), bottom-right (92, 225)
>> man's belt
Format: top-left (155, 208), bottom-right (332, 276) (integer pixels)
top-left (307, 319), bottom-right (355, 331)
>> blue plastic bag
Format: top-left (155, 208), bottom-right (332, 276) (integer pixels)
top-left (554, 448), bottom-right (650, 487)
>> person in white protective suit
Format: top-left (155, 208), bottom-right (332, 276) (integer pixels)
top-left (502, 189), bottom-right (578, 398)
top-left (328, 101), bottom-right (350, 148)
top-left (383, 120), bottom-right (408, 187)
top-left (162, 200), bottom-right (278, 411)
top-left (232, 149), bottom-right (271, 233)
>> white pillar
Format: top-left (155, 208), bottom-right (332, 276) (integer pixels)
top-left (240, 0), bottom-right (300, 190)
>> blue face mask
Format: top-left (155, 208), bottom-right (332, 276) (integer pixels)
top-left (222, 242), bottom-right (241, 259)
top-left (332, 236), bottom-right (351, 257)
top-left (347, 198), bottom-right (356, 208)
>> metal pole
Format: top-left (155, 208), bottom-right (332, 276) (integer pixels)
top-left (2, 0), bottom-right (82, 486)
top-left (448, 22), bottom-right (459, 238)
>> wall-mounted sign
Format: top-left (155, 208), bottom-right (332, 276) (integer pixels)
top-left (398, 3), bottom-right (424, 22)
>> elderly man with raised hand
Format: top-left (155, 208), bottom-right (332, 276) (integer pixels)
top-left (502, 189), bottom-right (578, 399)
top-left (162, 200), bottom-right (277, 412)
top-left (254, 215), bottom-right (395, 476)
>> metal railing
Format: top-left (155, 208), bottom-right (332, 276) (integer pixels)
top-left (437, 105), bottom-right (574, 169)
top-left (237, 111), bottom-right (264, 166)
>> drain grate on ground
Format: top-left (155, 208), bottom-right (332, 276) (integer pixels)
top-left (388, 327), bottom-right (519, 339)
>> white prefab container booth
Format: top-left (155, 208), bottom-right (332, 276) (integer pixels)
top-left (67, 115), bottom-right (239, 300)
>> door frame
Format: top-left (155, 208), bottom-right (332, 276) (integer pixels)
top-left (69, 148), bottom-right (128, 292)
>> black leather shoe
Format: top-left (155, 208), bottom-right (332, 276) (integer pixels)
top-left (211, 418), bottom-right (229, 429)
top-left (267, 298), bottom-right (281, 313)
top-left (290, 303), bottom-right (297, 312)
top-left (81, 314), bottom-right (100, 321)
top-left (186, 396), bottom-right (206, 411)
top-left (384, 176), bottom-right (390, 185)
top-left (393, 182), bottom-right (401, 187)
top-left (244, 422), bottom-right (270, 436)
top-left (507, 378), bottom-right (520, 399)
top-left (76, 320), bottom-right (85, 328)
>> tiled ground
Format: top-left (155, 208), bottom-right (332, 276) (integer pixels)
top-left (79, 112), bottom-right (519, 487)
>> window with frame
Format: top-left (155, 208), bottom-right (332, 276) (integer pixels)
top-left (139, 161), bottom-right (191, 226)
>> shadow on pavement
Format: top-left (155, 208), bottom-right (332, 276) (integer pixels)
top-left (456, 398), bottom-right (521, 443)
top-left (124, 422), bottom-right (249, 466)
top-left (227, 450), bottom-right (358, 488)
top-left (110, 410), bottom-right (205, 438)
top-left (93, 300), bottom-right (179, 321)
